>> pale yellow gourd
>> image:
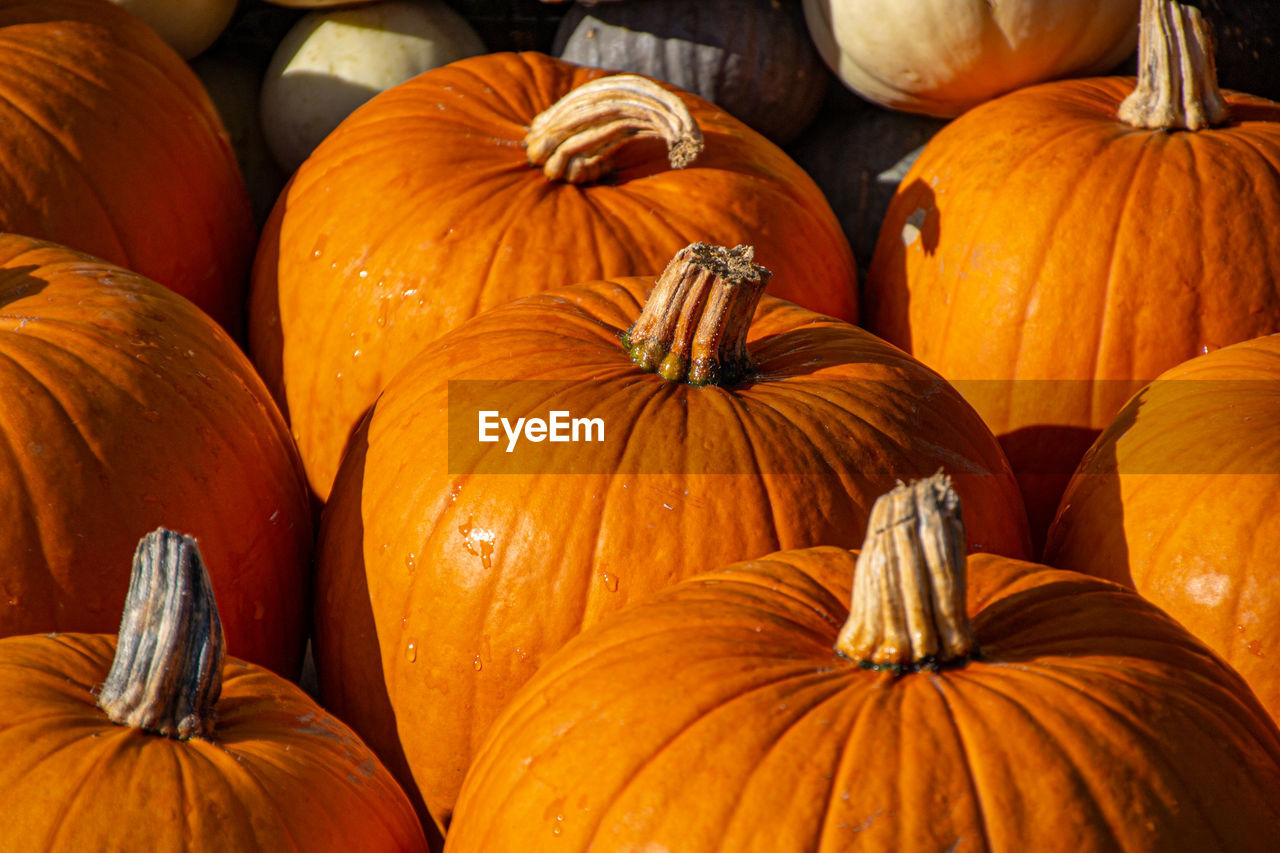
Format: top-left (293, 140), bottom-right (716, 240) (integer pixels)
top-left (260, 0), bottom-right (485, 173)
top-left (802, 0), bottom-right (1140, 116)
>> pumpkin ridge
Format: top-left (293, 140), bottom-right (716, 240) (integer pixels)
top-left (688, 671), bottom-right (860, 843)
top-left (923, 675), bottom-right (995, 850)
top-left (946, 672), bottom-right (1125, 847)
top-left (976, 663), bottom-right (1231, 845)
top-left (0, 89), bottom-right (133, 266)
top-left (921, 119), bottom-right (1107, 374)
top-left (1088, 131), bottom-right (1160, 391)
top-left (40, 729), bottom-right (137, 849)
top-left (588, 666), bottom-right (854, 844)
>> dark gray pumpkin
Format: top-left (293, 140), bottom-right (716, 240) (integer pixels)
top-left (552, 0), bottom-right (829, 145)
top-left (786, 86), bottom-right (948, 281)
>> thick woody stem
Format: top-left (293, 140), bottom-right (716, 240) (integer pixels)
top-left (622, 243), bottom-right (770, 386)
top-left (524, 74), bottom-right (704, 183)
top-left (96, 529), bottom-right (224, 740)
top-left (836, 473), bottom-right (976, 673)
top-left (1118, 0), bottom-right (1228, 130)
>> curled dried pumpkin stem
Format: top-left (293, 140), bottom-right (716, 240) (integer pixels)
top-left (836, 473), bottom-right (976, 672)
top-left (1118, 0), bottom-right (1227, 130)
top-left (97, 528), bottom-right (224, 740)
top-left (622, 242), bottom-right (770, 386)
top-left (524, 74), bottom-right (704, 183)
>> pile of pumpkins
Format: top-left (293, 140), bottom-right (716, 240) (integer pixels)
top-left (1, 0), bottom-right (1279, 848)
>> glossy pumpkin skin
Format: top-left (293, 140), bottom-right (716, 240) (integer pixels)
top-left (864, 78), bottom-right (1280, 549)
top-left (314, 275), bottom-right (1029, 827)
top-left (0, 236), bottom-right (312, 679)
top-left (0, 632), bottom-right (428, 851)
top-left (553, 0), bottom-right (830, 145)
top-left (0, 0), bottom-right (255, 335)
top-left (249, 51), bottom-right (857, 500)
top-left (1045, 334), bottom-right (1280, 722)
top-left (447, 547), bottom-right (1280, 851)
top-left (802, 0), bottom-right (1139, 117)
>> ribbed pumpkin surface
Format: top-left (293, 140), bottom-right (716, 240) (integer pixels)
top-left (0, 0), bottom-right (254, 333)
top-left (447, 548), bottom-right (1280, 850)
top-left (1045, 333), bottom-right (1280, 721)
top-left (314, 274), bottom-right (1028, 827)
top-left (249, 51), bottom-right (856, 499)
top-left (0, 235), bottom-right (311, 678)
top-left (0, 632), bottom-right (427, 851)
top-left (865, 77), bottom-right (1280, 546)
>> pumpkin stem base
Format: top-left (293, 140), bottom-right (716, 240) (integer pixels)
top-left (96, 529), bottom-right (224, 741)
top-left (1119, 0), bottom-right (1227, 130)
top-left (836, 473), bottom-right (976, 670)
top-left (622, 243), bottom-right (770, 386)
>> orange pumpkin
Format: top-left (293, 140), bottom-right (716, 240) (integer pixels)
top-left (863, 0), bottom-right (1280, 549)
top-left (447, 475), bottom-right (1280, 850)
top-left (0, 235), bottom-right (311, 678)
top-left (315, 243), bottom-right (1028, 829)
top-left (249, 52), bottom-right (857, 499)
top-left (0, 529), bottom-right (430, 851)
top-left (0, 0), bottom-right (255, 335)
top-left (1045, 333), bottom-right (1280, 722)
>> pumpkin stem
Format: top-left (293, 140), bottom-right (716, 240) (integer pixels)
top-left (96, 528), bottom-right (224, 740)
top-left (835, 473), bottom-right (976, 673)
top-left (622, 242), bottom-right (771, 386)
top-left (524, 73), bottom-right (704, 184)
top-left (1118, 0), bottom-right (1228, 130)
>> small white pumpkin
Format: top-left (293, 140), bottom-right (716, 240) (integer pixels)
top-left (260, 0), bottom-right (485, 173)
top-left (802, 0), bottom-right (1140, 116)
top-left (110, 0), bottom-right (238, 58)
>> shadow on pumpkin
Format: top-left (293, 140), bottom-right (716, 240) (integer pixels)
top-left (1039, 389), bottom-right (1135, 589)
top-left (0, 266), bottom-right (49, 308)
top-left (860, 177), bottom-right (940, 357)
top-left (313, 417), bottom-right (445, 851)
top-left (998, 423), bottom-right (1106, 559)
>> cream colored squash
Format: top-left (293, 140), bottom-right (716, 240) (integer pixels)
top-left (802, 0), bottom-right (1140, 116)
top-left (260, 0), bottom-right (485, 173)
top-left (110, 0), bottom-right (237, 58)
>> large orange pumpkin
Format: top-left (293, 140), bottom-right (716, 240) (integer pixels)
top-left (0, 529), bottom-right (429, 851)
top-left (0, 0), bottom-right (255, 334)
top-left (863, 0), bottom-right (1280, 549)
top-left (249, 52), bottom-right (857, 500)
top-left (446, 475), bottom-right (1280, 850)
top-left (315, 243), bottom-right (1028, 829)
top-left (1045, 333), bottom-right (1280, 722)
top-left (0, 234), bottom-right (312, 678)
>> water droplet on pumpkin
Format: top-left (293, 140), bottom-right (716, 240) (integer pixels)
top-left (472, 655), bottom-right (482, 671)
top-left (602, 572), bottom-right (619, 592)
top-left (358, 269), bottom-right (368, 279)
top-left (1248, 640), bottom-right (1264, 658)
top-left (406, 643), bottom-right (417, 663)
top-left (405, 553), bottom-right (417, 573)
top-left (460, 523), bottom-right (495, 569)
